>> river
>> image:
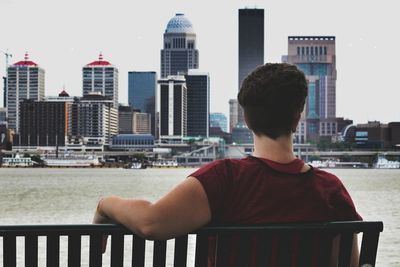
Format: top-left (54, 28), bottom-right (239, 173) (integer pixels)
top-left (0, 168), bottom-right (399, 266)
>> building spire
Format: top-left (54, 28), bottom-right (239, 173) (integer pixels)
top-left (99, 52), bottom-right (103, 61)
top-left (24, 51), bottom-right (29, 61)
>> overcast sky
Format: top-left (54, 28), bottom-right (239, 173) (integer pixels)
top-left (0, 0), bottom-right (398, 124)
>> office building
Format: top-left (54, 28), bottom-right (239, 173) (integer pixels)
top-left (111, 134), bottom-right (155, 151)
top-left (343, 121), bottom-right (400, 149)
top-left (133, 112), bottom-right (151, 134)
top-left (83, 53), bottom-right (118, 108)
top-left (0, 108), bottom-right (6, 125)
top-left (284, 36), bottom-right (337, 143)
top-left (70, 93), bottom-right (118, 146)
top-left (185, 70), bottom-right (209, 137)
top-left (45, 89), bottom-right (75, 103)
top-left (229, 99), bottom-right (238, 133)
top-left (128, 71), bottom-right (157, 135)
top-left (3, 77), bottom-right (6, 107)
top-left (158, 76), bottom-right (187, 142)
top-left (118, 106), bottom-right (135, 134)
top-left (161, 13), bottom-right (199, 78)
top-left (18, 99), bottom-right (69, 147)
top-left (234, 8), bottom-right (264, 139)
top-left (210, 112), bottom-right (228, 133)
top-left (238, 8), bottom-right (265, 89)
top-left (118, 105), bottom-right (151, 135)
top-left (6, 53), bottom-right (45, 132)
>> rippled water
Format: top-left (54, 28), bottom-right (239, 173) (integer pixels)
top-left (0, 168), bottom-right (399, 266)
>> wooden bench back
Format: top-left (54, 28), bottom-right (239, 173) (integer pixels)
top-left (0, 221), bottom-right (383, 267)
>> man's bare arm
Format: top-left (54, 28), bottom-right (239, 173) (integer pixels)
top-left (93, 176), bottom-right (211, 240)
top-left (331, 234), bottom-right (359, 267)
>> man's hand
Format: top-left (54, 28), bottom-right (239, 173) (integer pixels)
top-left (92, 198), bottom-right (114, 253)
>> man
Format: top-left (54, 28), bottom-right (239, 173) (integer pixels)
top-left (93, 63), bottom-right (361, 266)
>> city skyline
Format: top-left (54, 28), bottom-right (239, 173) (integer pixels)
top-left (0, 0), bottom-right (399, 124)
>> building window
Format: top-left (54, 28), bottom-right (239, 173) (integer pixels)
top-left (324, 47), bottom-right (327, 55)
top-left (297, 47), bottom-right (300, 55)
top-left (306, 47), bottom-right (309, 55)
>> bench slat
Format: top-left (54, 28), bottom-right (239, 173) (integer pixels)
top-left (89, 234), bottom-right (103, 267)
top-left (46, 234), bottom-right (60, 267)
top-left (132, 236), bottom-right (145, 267)
top-left (3, 234), bottom-right (17, 267)
top-left (25, 234), bottom-right (38, 267)
top-left (297, 233), bottom-right (313, 266)
top-left (235, 233), bottom-right (251, 267)
top-left (194, 234), bottom-right (209, 267)
top-left (111, 233), bottom-right (124, 267)
top-left (153, 241), bottom-right (167, 267)
top-left (316, 233), bottom-right (334, 267)
top-left (277, 232), bottom-right (291, 267)
top-left (338, 232), bottom-right (353, 267)
top-left (256, 232), bottom-right (272, 267)
top-left (153, 240), bottom-right (167, 267)
top-left (359, 231), bottom-right (380, 267)
top-left (215, 233), bottom-right (230, 267)
top-left (174, 235), bottom-right (188, 267)
top-left (68, 234), bottom-right (81, 267)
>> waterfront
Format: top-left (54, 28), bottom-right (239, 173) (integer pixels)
top-left (0, 168), bottom-right (399, 266)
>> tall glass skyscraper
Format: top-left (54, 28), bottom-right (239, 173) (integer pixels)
top-left (185, 70), bottom-right (209, 137)
top-left (233, 8), bottom-right (264, 143)
top-left (161, 14), bottom-right (199, 78)
top-left (83, 53), bottom-right (118, 108)
top-left (283, 36), bottom-right (337, 143)
top-left (158, 76), bottom-right (187, 143)
top-left (6, 53), bottom-right (45, 133)
top-left (128, 71), bottom-right (157, 136)
top-left (238, 8), bottom-right (264, 89)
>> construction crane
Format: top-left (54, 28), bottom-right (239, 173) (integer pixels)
top-left (0, 49), bottom-right (13, 74)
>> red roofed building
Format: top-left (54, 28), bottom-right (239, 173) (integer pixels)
top-left (83, 53), bottom-right (118, 108)
top-left (7, 52), bottom-right (45, 132)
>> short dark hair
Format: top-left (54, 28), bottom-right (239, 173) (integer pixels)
top-left (238, 63), bottom-right (308, 139)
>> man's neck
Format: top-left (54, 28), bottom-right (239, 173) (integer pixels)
top-left (252, 133), bottom-right (296, 163)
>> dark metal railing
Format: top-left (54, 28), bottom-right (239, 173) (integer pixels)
top-left (0, 221), bottom-right (383, 267)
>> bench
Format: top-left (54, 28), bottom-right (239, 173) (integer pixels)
top-left (0, 221), bottom-right (383, 267)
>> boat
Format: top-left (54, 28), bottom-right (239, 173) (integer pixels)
top-left (374, 156), bottom-right (400, 169)
top-left (1, 153), bottom-right (34, 167)
top-left (130, 162), bottom-right (147, 169)
top-left (152, 159), bottom-right (179, 168)
top-left (42, 154), bottom-right (101, 167)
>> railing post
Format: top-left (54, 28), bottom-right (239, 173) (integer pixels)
top-left (46, 234), bottom-right (60, 267)
top-left (3, 234), bottom-right (17, 267)
top-left (25, 234), bottom-right (38, 267)
top-left (89, 234), bottom-right (103, 267)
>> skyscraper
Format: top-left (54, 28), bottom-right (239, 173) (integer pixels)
top-left (70, 93), bottom-right (118, 146)
top-left (158, 76), bottom-right (187, 142)
top-left (229, 99), bottom-right (238, 133)
top-left (161, 14), bottom-right (199, 78)
top-left (185, 70), bottom-right (209, 137)
top-left (284, 36), bottom-right (337, 143)
top-left (238, 8), bottom-right (264, 89)
top-left (235, 8), bottom-right (264, 138)
top-left (83, 53), bottom-right (118, 108)
top-left (128, 71), bottom-right (157, 136)
top-left (6, 53), bottom-right (45, 132)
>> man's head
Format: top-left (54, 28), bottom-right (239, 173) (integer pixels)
top-left (238, 63), bottom-right (308, 139)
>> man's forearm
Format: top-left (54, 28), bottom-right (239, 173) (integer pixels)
top-left (97, 196), bottom-right (155, 238)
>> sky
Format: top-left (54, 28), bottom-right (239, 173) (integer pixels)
top-left (0, 0), bottom-right (399, 124)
